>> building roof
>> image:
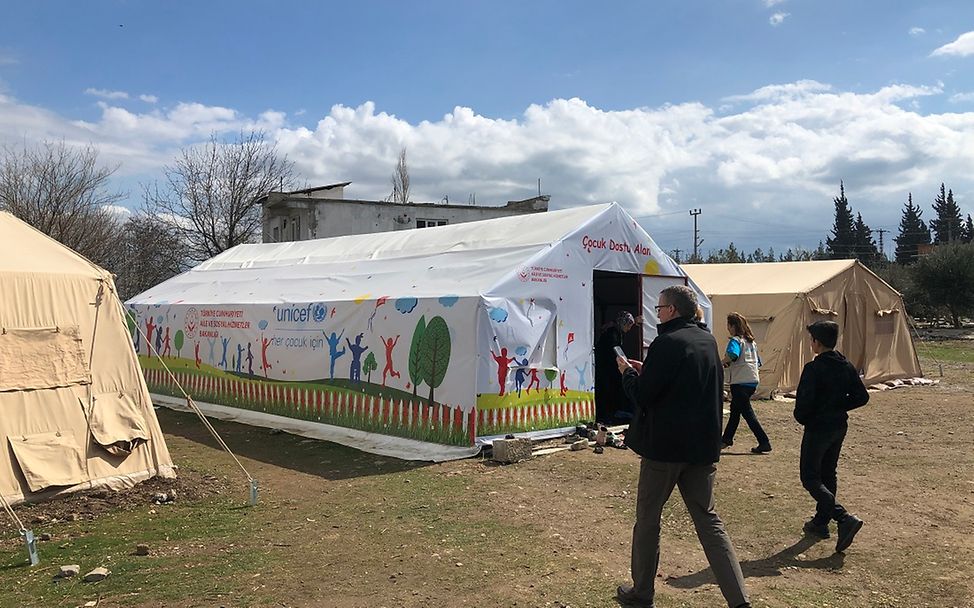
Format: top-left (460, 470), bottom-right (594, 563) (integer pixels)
top-left (682, 260), bottom-right (859, 295)
top-left (285, 182), bottom-right (352, 196)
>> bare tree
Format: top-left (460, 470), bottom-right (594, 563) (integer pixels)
top-left (144, 131), bottom-right (296, 263)
top-left (0, 140), bottom-right (124, 267)
top-left (107, 211), bottom-right (191, 301)
top-left (389, 147), bottom-right (410, 204)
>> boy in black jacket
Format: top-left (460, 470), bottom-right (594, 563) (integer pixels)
top-left (795, 320), bottom-right (869, 552)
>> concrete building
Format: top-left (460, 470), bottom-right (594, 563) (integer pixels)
top-left (260, 182), bottom-right (549, 243)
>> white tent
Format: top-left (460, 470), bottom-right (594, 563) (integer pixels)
top-left (128, 203), bottom-right (709, 460)
top-left (0, 213), bottom-right (174, 505)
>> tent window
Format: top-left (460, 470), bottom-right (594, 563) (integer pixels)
top-left (272, 226), bottom-right (280, 242)
top-left (8, 431), bottom-right (87, 493)
top-left (88, 392), bottom-right (150, 456)
top-left (875, 315), bottom-right (895, 335)
top-left (0, 326), bottom-right (89, 392)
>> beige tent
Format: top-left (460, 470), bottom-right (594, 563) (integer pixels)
top-left (0, 212), bottom-right (174, 505)
top-left (683, 260), bottom-right (922, 397)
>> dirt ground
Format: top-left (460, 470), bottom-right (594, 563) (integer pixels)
top-left (2, 341), bottom-right (973, 608)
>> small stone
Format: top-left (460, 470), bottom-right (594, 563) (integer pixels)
top-left (58, 565), bottom-right (81, 578)
top-left (135, 543), bottom-right (150, 556)
top-left (83, 567), bottom-right (110, 583)
top-left (152, 492), bottom-right (167, 503)
top-left (83, 601), bottom-right (98, 607)
top-left (31, 514), bottom-right (50, 525)
top-left (570, 439), bottom-right (589, 451)
top-left (66, 513), bottom-right (80, 522)
top-left (39, 533), bottom-right (52, 541)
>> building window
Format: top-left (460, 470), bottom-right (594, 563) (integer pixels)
top-left (292, 216), bottom-right (301, 240)
top-left (416, 218), bottom-right (448, 229)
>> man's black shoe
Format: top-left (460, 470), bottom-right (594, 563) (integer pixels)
top-left (750, 444), bottom-right (772, 454)
top-left (802, 519), bottom-right (830, 539)
top-left (721, 440), bottom-right (733, 449)
top-left (616, 584), bottom-right (655, 607)
top-left (836, 515), bottom-right (863, 552)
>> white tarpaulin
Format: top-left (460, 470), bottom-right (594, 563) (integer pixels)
top-left (127, 203), bottom-right (709, 459)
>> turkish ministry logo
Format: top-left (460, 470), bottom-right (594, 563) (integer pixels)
top-left (184, 307), bottom-right (199, 339)
top-left (517, 266), bottom-right (530, 282)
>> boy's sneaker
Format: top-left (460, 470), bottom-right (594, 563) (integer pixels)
top-left (802, 519), bottom-right (830, 539)
top-left (836, 515), bottom-right (864, 552)
top-left (750, 444), bottom-right (772, 454)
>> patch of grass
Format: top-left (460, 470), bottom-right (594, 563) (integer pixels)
top-left (0, 497), bottom-right (265, 608)
top-left (916, 339), bottom-right (974, 364)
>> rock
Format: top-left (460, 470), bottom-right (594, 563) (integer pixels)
top-left (31, 514), bottom-right (50, 525)
top-left (83, 567), bottom-right (110, 583)
top-left (570, 439), bottom-right (589, 451)
top-left (40, 533), bottom-right (52, 541)
top-left (491, 438), bottom-right (533, 464)
top-left (66, 513), bottom-right (80, 522)
top-left (57, 565), bottom-right (81, 578)
top-left (135, 543), bottom-right (150, 556)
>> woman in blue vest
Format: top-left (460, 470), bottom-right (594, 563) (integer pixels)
top-left (721, 312), bottom-right (772, 454)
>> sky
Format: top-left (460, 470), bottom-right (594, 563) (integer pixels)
top-left (1, 1), bottom-right (974, 258)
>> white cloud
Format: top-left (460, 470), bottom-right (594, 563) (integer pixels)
top-left (724, 80), bottom-right (831, 103)
top-left (139, 94), bottom-right (159, 104)
top-left (0, 52), bottom-right (17, 66)
top-left (949, 92), bottom-right (974, 103)
top-left (1, 81), bottom-right (973, 253)
top-left (769, 12), bottom-right (789, 26)
top-left (84, 88), bottom-right (130, 100)
top-left (763, 0), bottom-right (785, 6)
top-left (102, 204), bottom-right (132, 218)
top-left (931, 31), bottom-right (974, 57)
top-left (909, 27), bottom-right (926, 37)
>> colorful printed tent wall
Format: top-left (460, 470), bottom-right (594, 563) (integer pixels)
top-left (0, 212), bottom-right (174, 505)
top-left (683, 260), bottom-right (922, 398)
top-left (127, 203), bottom-right (707, 460)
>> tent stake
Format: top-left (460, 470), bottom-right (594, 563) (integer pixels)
top-left (249, 479), bottom-right (259, 506)
top-left (21, 528), bottom-right (39, 566)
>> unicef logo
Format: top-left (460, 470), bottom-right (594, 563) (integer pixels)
top-left (312, 303), bottom-right (327, 322)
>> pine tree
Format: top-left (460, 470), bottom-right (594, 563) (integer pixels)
top-left (962, 214), bottom-right (974, 244)
top-left (852, 212), bottom-right (879, 265)
top-left (931, 183), bottom-right (964, 244)
top-left (894, 193), bottom-right (931, 264)
top-left (826, 182), bottom-right (857, 259)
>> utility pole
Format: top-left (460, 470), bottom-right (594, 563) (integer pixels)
top-left (873, 228), bottom-right (889, 261)
top-left (689, 209), bottom-right (702, 261)
top-left (671, 248), bottom-right (683, 263)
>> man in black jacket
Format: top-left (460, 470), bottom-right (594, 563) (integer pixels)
top-left (615, 285), bottom-right (750, 608)
top-left (795, 320), bottom-right (869, 553)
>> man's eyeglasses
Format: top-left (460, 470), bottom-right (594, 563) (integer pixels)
top-left (654, 304), bottom-right (673, 312)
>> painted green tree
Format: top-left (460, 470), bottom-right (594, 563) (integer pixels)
top-left (174, 330), bottom-right (185, 358)
top-left (363, 352), bottom-right (378, 383)
top-left (418, 316), bottom-right (451, 404)
top-left (544, 368), bottom-right (558, 389)
top-left (408, 315), bottom-right (426, 397)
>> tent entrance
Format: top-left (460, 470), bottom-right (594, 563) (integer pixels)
top-left (593, 270), bottom-right (642, 359)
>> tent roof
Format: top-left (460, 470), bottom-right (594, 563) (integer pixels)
top-left (197, 203), bottom-right (613, 271)
top-left (0, 212), bottom-right (106, 278)
top-left (682, 260), bottom-right (858, 295)
top-left (131, 204), bottom-right (619, 305)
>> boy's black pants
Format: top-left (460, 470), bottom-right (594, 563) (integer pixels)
top-left (799, 423), bottom-right (850, 525)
